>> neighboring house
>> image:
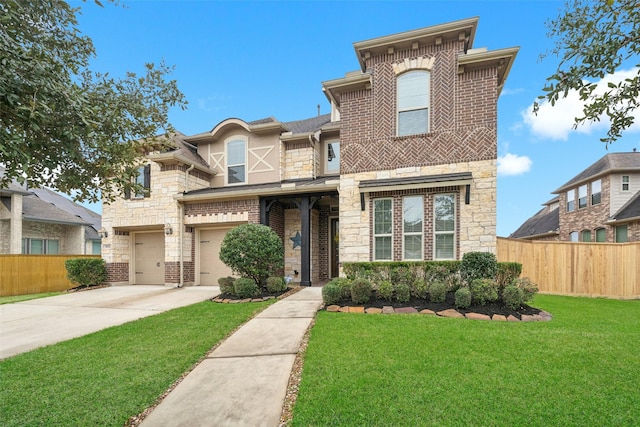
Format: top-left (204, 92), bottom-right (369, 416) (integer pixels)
top-left (101, 17), bottom-right (518, 286)
top-left (511, 151), bottom-right (640, 242)
top-left (0, 181), bottom-right (102, 255)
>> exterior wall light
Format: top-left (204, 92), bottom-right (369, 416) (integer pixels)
top-left (98, 228), bottom-right (108, 238)
top-left (164, 223), bottom-right (173, 235)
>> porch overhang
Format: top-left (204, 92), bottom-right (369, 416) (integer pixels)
top-left (358, 172), bottom-right (473, 193)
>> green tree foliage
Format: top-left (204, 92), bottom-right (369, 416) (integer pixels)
top-left (536, 0), bottom-right (639, 146)
top-left (219, 224), bottom-right (284, 288)
top-left (0, 0), bottom-right (186, 202)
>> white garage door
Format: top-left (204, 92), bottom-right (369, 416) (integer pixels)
top-left (199, 228), bottom-right (234, 285)
top-left (134, 232), bottom-right (165, 285)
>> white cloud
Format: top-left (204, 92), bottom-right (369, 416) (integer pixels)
top-left (500, 87), bottom-right (524, 96)
top-left (522, 68), bottom-right (640, 140)
top-left (498, 153), bottom-right (532, 176)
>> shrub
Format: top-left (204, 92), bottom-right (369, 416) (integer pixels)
top-left (351, 278), bottom-right (372, 304)
top-left (470, 278), bottom-right (499, 306)
top-left (329, 277), bottom-right (353, 300)
top-left (496, 262), bottom-right (522, 288)
top-left (455, 287), bottom-right (472, 309)
top-left (502, 284), bottom-right (524, 310)
top-left (219, 224), bottom-right (284, 288)
top-left (266, 276), bottom-right (287, 293)
top-left (429, 281), bottom-right (447, 303)
top-left (391, 266), bottom-right (415, 286)
top-left (233, 277), bottom-right (261, 299)
top-left (460, 252), bottom-right (498, 283)
top-left (516, 277), bottom-right (539, 304)
top-left (218, 276), bottom-right (236, 295)
top-left (445, 271), bottom-right (465, 292)
top-left (322, 280), bottom-right (343, 305)
top-left (65, 258), bottom-right (107, 288)
top-left (377, 280), bottom-right (394, 301)
top-left (395, 282), bottom-right (411, 303)
top-left (412, 278), bottom-right (429, 299)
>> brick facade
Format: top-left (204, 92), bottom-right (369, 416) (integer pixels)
top-left (559, 177), bottom-right (612, 241)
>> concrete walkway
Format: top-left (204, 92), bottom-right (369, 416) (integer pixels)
top-left (0, 285), bottom-right (220, 360)
top-left (140, 286), bottom-right (323, 427)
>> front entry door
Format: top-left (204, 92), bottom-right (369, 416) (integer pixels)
top-left (330, 218), bottom-right (339, 278)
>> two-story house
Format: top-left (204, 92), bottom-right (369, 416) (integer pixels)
top-left (510, 151), bottom-right (640, 242)
top-left (101, 17), bottom-right (518, 286)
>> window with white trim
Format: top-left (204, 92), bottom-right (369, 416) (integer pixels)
top-left (591, 179), bottom-right (601, 205)
top-left (226, 138), bottom-right (246, 185)
top-left (403, 196), bottom-right (423, 260)
top-left (373, 198), bottom-right (393, 260)
top-left (326, 141), bottom-right (340, 174)
top-left (566, 189), bottom-right (575, 212)
top-left (397, 71), bottom-right (430, 136)
top-left (578, 184), bottom-right (587, 209)
top-left (434, 194), bottom-right (455, 260)
top-left (622, 175), bottom-right (629, 191)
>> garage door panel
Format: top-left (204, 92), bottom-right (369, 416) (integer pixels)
top-left (200, 228), bottom-right (234, 285)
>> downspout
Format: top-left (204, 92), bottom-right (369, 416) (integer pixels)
top-left (179, 164), bottom-right (196, 287)
top-left (308, 131), bottom-right (321, 180)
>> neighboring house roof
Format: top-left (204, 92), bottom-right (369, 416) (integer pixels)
top-left (510, 207), bottom-right (559, 239)
top-left (554, 152), bottom-right (640, 193)
top-left (28, 188), bottom-right (100, 238)
top-left (22, 193), bottom-right (91, 227)
top-left (611, 190), bottom-right (640, 223)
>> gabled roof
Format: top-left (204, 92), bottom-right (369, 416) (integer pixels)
top-left (611, 189), bottom-right (640, 223)
top-left (509, 207), bottom-right (559, 239)
top-left (283, 114), bottom-right (332, 134)
top-left (29, 188), bottom-right (100, 232)
top-left (554, 152), bottom-right (640, 193)
top-left (146, 132), bottom-right (214, 175)
top-left (22, 193), bottom-right (91, 227)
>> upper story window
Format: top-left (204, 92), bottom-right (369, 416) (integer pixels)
top-left (578, 184), bottom-right (587, 209)
top-left (373, 198), bottom-right (393, 261)
top-left (125, 164), bottom-right (150, 199)
top-left (226, 138), bottom-right (246, 185)
top-left (566, 189), bottom-right (575, 212)
top-left (591, 179), bottom-right (601, 205)
top-left (397, 71), bottom-right (430, 136)
top-left (326, 141), bottom-right (340, 174)
top-left (622, 175), bottom-right (630, 191)
top-left (434, 194), bottom-right (456, 260)
top-left (403, 196), bottom-right (423, 260)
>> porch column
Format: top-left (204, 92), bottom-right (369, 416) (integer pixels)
top-left (259, 197), bottom-right (268, 225)
top-left (300, 196), bottom-right (311, 286)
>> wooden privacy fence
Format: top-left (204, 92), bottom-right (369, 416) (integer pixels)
top-left (497, 237), bottom-right (640, 299)
top-left (0, 255), bottom-right (101, 297)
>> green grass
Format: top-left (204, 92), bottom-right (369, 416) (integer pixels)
top-left (0, 299), bottom-right (272, 426)
top-left (0, 291), bottom-right (63, 304)
top-left (292, 295), bottom-right (640, 426)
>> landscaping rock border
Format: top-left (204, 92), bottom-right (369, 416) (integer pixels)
top-left (325, 304), bottom-right (553, 322)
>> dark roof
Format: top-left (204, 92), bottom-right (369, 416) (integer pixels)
top-left (29, 188), bottom-right (101, 237)
top-left (183, 176), bottom-right (338, 198)
top-left (248, 117), bottom-right (278, 125)
top-left (22, 193), bottom-right (91, 226)
top-left (171, 132), bottom-right (210, 169)
top-left (612, 190), bottom-right (640, 221)
top-left (554, 152), bottom-right (640, 193)
top-left (283, 114), bottom-right (332, 134)
top-left (510, 207), bottom-right (560, 239)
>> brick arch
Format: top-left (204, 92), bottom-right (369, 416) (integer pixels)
top-left (392, 56), bottom-right (436, 75)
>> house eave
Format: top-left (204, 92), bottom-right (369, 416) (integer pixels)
top-left (146, 152), bottom-right (216, 176)
top-left (458, 46), bottom-right (519, 96)
top-left (606, 215), bottom-right (640, 225)
top-left (322, 72), bottom-right (372, 107)
top-left (359, 172), bottom-right (473, 193)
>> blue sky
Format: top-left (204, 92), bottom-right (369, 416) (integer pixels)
top-left (72, 0), bottom-right (640, 236)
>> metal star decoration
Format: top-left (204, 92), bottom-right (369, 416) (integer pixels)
top-left (290, 231), bottom-right (301, 249)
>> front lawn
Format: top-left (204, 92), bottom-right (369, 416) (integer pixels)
top-left (0, 291), bottom-right (63, 304)
top-left (292, 295), bottom-right (640, 426)
top-left (0, 299), bottom-right (272, 426)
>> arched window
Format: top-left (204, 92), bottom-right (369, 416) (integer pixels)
top-left (581, 230), bottom-right (591, 242)
top-left (397, 71), bottom-right (430, 136)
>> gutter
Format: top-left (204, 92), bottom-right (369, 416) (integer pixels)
top-left (179, 164), bottom-right (196, 288)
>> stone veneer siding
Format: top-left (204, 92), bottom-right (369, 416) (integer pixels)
top-left (283, 141), bottom-right (319, 181)
top-left (339, 160), bottom-right (496, 265)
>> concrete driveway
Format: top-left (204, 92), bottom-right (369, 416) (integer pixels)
top-left (0, 285), bottom-right (220, 360)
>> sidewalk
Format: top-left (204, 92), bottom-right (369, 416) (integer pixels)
top-left (139, 286), bottom-right (323, 427)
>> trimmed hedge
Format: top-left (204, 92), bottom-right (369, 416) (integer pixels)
top-left (65, 258), bottom-right (107, 287)
top-left (343, 261), bottom-right (462, 281)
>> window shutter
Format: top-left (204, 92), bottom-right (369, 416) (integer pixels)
top-left (124, 187), bottom-right (131, 200)
top-left (143, 164), bottom-right (151, 197)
